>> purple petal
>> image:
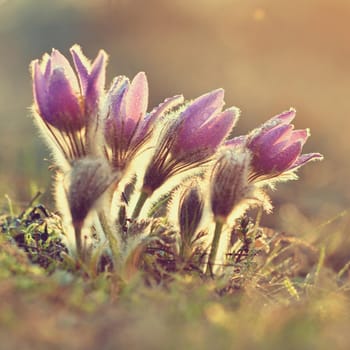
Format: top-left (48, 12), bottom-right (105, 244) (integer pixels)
top-left (32, 60), bottom-right (49, 118)
top-left (88, 50), bottom-right (107, 93)
top-left (290, 128), bottom-right (309, 145)
top-left (41, 53), bottom-right (52, 80)
top-left (179, 89), bottom-right (225, 130)
top-left (47, 68), bottom-right (83, 130)
top-left (249, 108), bottom-right (296, 149)
top-left (133, 94), bottom-right (184, 145)
top-left (147, 94), bottom-right (184, 121)
top-left (288, 152), bottom-right (324, 171)
top-left (107, 76), bottom-right (129, 118)
top-left (270, 108), bottom-right (296, 125)
top-left (200, 107), bottom-right (239, 147)
top-left (258, 125), bottom-right (294, 156)
top-left (104, 76), bottom-right (129, 145)
top-left (123, 72), bottom-right (149, 139)
top-left (178, 107), bottom-right (237, 154)
top-left (266, 141), bottom-right (302, 173)
top-left (51, 49), bottom-right (79, 93)
top-left (70, 45), bottom-right (90, 94)
top-left (84, 50), bottom-right (108, 115)
top-left (254, 124), bottom-right (293, 147)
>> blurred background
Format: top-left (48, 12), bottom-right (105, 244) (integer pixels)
top-left (0, 0), bottom-right (349, 230)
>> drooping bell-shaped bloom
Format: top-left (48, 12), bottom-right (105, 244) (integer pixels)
top-left (142, 89), bottom-right (239, 195)
top-left (31, 45), bottom-right (108, 166)
top-left (104, 72), bottom-right (184, 170)
top-left (226, 108), bottom-right (323, 183)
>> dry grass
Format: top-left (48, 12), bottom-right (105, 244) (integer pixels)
top-left (0, 200), bottom-right (349, 350)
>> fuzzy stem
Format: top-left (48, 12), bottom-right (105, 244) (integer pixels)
top-left (74, 223), bottom-right (83, 260)
top-left (131, 191), bottom-right (149, 219)
top-left (179, 241), bottom-right (191, 261)
top-left (98, 211), bottom-right (120, 269)
top-left (205, 221), bottom-right (224, 277)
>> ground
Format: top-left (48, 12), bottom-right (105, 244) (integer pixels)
top-left (0, 201), bottom-right (349, 350)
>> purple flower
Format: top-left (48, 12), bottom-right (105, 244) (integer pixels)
top-left (32, 45), bottom-right (107, 131)
top-left (171, 89), bottom-right (239, 161)
top-left (227, 108), bottom-right (323, 182)
top-left (31, 45), bottom-right (108, 165)
top-left (104, 72), bottom-right (184, 170)
top-left (142, 89), bottom-right (238, 195)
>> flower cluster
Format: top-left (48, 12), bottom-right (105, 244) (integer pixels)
top-left (30, 45), bottom-right (323, 278)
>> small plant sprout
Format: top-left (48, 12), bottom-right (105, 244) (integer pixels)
top-left (29, 44), bottom-right (323, 280)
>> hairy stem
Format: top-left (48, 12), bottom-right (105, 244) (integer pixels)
top-left (98, 211), bottom-right (120, 268)
top-left (131, 191), bottom-right (149, 219)
top-left (74, 223), bottom-right (83, 260)
top-left (205, 221), bottom-right (224, 277)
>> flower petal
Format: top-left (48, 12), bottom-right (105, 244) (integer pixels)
top-left (133, 94), bottom-right (184, 146)
top-left (184, 107), bottom-right (238, 153)
top-left (290, 128), bottom-right (309, 145)
top-left (171, 106), bottom-right (238, 160)
top-left (179, 89), bottom-right (225, 130)
top-left (51, 49), bottom-right (79, 93)
top-left (123, 72), bottom-right (149, 140)
top-left (84, 50), bottom-right (108, 115)
top-left (271, 108), bottom-right (296, 125)
top-left (266, 141), bottom-right (302, 173)
top-left (32, 60), bottom-right (49, 118)
top-left (47, 68), bottom-right (83, 130)
top-left (258, 124), bottom-right (294, 156)
top-left (288, 152), bottom-right (324, 171)
top-left (41, 53), bottom-right (52, 80)
top-left (108, 76), bottom-right (129, 119)
top-left (104, 76), bottom-right (130, 145)
top-left (70, 44), bottom-right (90, 94)
top-left (252, 124), bottom-right (293, 149)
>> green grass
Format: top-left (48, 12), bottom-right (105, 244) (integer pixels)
top-left (0, 199), bottom-right (349, 350)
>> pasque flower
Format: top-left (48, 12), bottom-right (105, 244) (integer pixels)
top-left (206, 148), bottom-right (251, 275)
top-left (142, 89), bottom-right (239, 196)
top-left (226, 108), bottom-right (323, 183)
top-left (206, 148), bottom-right (272, 276)
top-left (171, 89), bottom-right (238, 160)
top-left (31, 45), bottom-right (107, 165)
top-left (67, 157), bottom-right (118, 258)
top-left (210, 149), bottom-right (252, 223)
top-left (104, 72), bottom-right (184, 170)
top-left (131, 89), bottom-right (238, 219)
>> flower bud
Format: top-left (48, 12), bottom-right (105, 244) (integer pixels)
top-left (67, 157), bottom-right (118, 228)
top-left (178, 183), bottom-right (204, 245)
top-left (210, 149), bottom-right (251, 223)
